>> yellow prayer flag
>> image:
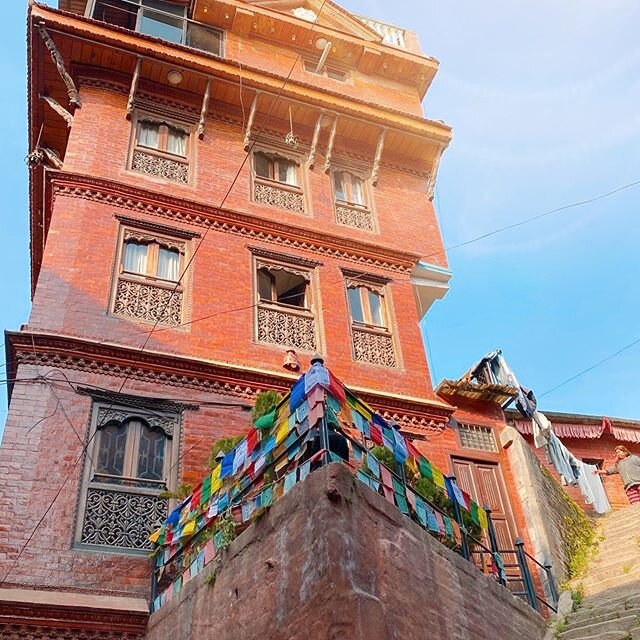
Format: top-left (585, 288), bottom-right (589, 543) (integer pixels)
top-left (211, 478), bottom-right (222, 495)
top-left (211, 464), bottom-right (221, 483)
top-left (148, 529), bottom-right (161, 543)
top-left (478, 507), bottom-right (488, 531)
top-left (432, 467), bottom-right (446, 489)
top-left (182, 520), bottom-right (196, 537)
top-left (275, 420), bottom-right (289, 445)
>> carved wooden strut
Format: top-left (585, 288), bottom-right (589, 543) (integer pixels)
top-left (323, 116), bottom-right (338, 173)
top-left (198, 79), bottom-right (212, 139)
top-left (38, 25), bottom-right (81, 108)
top-left (41, 95), bottom-right (74, 127)
top-left (126, 57), bottom-right (142, 119)
top-left (307, 111), bottom-right (325, 170)
top-left (371, 128), bottom-right (387, 186)
top-left (243, 92), bottom-right (260, 151)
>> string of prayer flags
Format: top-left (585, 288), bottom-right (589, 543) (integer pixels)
top-left (395, 493), bottom-right (410, 515)
top-left (478, 505), bottom-right (488, 531)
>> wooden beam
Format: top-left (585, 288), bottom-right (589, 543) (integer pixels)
top-left (41, 94), bottom-right (73, 127)
top-left (323, 116), bottom-right (338, 174)
top-left (307, 111), bottom-right (325, 170)
top-left (126, 57), bottom-right (142, 119)
top-left (38, 25), bottom-right (81, 108)
top-left (371, 128), bottom-right (387, 186)
top-left (426, 144), bottom-right (445, 200)
top-left (243, 92), bottom-right (260, 151)
top-left (198, 79), bottom-right (212, 139)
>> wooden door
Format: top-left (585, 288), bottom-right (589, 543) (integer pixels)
top-left (452, 458), bottom-right (519, 577)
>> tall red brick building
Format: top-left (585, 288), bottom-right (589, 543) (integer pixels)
top-left (1, 0), bottom-right (461, 636)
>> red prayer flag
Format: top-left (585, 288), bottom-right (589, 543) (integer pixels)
top-left (369, 422), bottom-right (383, 445)
top-left (328, 371), bottom-right (346, 404)
top-left (189, 486), bottom-right (202, 512)
top-left (406, 439), bottom-right (422, 461)
top-left (246, 428), bottom-right (258, 456)
top-left (382, 484), bottom-right (395, 503)
top-left (380, 465), bottom-right (393, 488)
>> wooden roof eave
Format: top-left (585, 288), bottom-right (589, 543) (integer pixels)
top-left (30, 4), bottom-right (452, 147)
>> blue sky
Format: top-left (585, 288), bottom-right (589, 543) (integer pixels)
top-left (1, 1), bottom-right (639, 439)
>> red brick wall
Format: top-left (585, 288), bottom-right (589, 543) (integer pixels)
top-left (522, 433), bottom-right (640, 510)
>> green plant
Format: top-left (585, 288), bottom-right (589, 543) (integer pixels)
top-left (206, 435), bottom-right (244, 470)
top-left (217, 514), bottom-right (237, 552)
top-left (571, 585), bottom-right (584, 611)
top-left (622, 564), bottom-right (631, 575)
top-left (158, 482), bottom-right (194, 500)
top-left (251, 390), bottom-right (282, 420)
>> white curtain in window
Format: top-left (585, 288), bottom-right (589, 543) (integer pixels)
top-left (157, 247), bottom-right (180, 281)
top-left (138, 121), bottom-right (160, 149)
top-left (334, 172), bottom-right (346, 201)
top-left (352, 176), bottom-right (365, 205)
top-left (280, 161), bottom-right (298, 186)
top-left (167, 128), bottom-right (187, 157)
top-left (123, 241), bottom-right (148, 275)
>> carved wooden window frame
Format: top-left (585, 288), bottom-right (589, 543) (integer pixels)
top-left (330, 164), bottom-right (377, 232)
top-left (127, 109), bottom-right (194, 184)
top-left (251, 249), bottom-right (321, 352)
top-left (343, 270), bottom-right (399, 368)
top-left (457, 423), bottom-right (499, 453)
top-left (74, 401), bottom-right (180, 554)
top-left (250, 146), bottom-right (308, 215)
top-left (110, 221), bottom-right (193, 327)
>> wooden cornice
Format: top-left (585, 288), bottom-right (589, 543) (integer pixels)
top-left (43, 170), bottom-right (421, 272)
top-left (6, 330), bottom-right (453, 430)
top-left (29, 4), bottom-right (451, 145)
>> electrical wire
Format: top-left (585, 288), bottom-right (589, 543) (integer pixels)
top-left (539, 336), bottom-right (640, 399)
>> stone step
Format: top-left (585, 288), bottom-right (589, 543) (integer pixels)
top-left (566, 607), bottom-right (640, 630)
top-left (583, 587), bottom-right (640, 611)
top-left (588, 557), bottom-right (640, 579)
top-left (602, 522), bottom-right (640, 538)
top-left (583, 570), bottom-right (640, 595)
top-left (595, 537), bottom-right (640, 555)
top-left (557, 615), bottom-right (639, 640)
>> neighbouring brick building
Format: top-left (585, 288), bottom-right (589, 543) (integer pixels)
top-left (1, 0), bottom-right (469, 637)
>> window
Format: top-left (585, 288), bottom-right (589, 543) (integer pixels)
top-left (334, 171), bottom-right (366, 207)
top-left (258, 266), bottom-right (309, 309)
top-left (345, 275), bottom-right (396, 367)
top-left (122, 238), bottom-right (181, 282)
top-left (88, 0), bottom-right (224, 56)
top-left (254, 253), bottom-right (318, 351)
top-left (252, 151), bottom-right (305, 214)
top-left (113, 226), bottom-right (188, 326)
top-left (76, 403), bottom-right (179, 553)
top-left (332, 170), bottom-right (375, 231)
top-left (347, 285), bottom-right (386, 328)
top-left (130, 114), bottom-right (191, 183)
top-left (458, 424), bottom-right (498, 452)
top-left (303, 60), bottom-right (348, 82)
top-left (254, 152), bottom-right (299, 187)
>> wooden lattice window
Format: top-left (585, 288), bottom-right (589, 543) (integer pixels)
top-left (252, 150), bottom-right (305, 214)
top-left (130, 112), bottom-right (191, 184)
top-left (332, 170), bottom-right (375, 231)
top-left (458, 424), bottom-right (498, 452)
top-left (345, 277), bottom-right (396, 367)
top-left (112, 226), bottom-right (188, 326)
top-left (76, 403), bottom-right (180, 553)
top-left (254, 256), bottom-right (317, 351)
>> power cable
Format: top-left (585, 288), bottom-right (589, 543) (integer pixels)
top-left (539, 336), bottom-right (640, 399)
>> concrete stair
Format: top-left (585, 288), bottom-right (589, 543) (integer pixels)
top-left (554, 505), bottom-right (640, 640)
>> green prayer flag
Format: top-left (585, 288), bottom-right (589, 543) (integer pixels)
top-left (418, 457), bottom-right (433, 481)
top-left (395, 493), bottom-right (410, 515)
top-left (254, 409), bottom-right (277, 430)
top-left (391, 477), bottom-right (405, 495)
top-left (470, 501), bottom-right (480, 525)
top-left (200, 476), bottom-right (212, 505)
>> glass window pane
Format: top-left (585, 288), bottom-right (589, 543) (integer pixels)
top-left (347, 287), bottom-right (364, 323)
top-left (138, 121), bottom-right (160, 149)
top-left (368, 290), bottom-right (384, 327)
top-left (139, 1), bottom-right (184, 43)
top-left (97, 423), bottom-right (128, 476)
top-left (254, 153), bottom-right (272, 179)
top-left (334, 172), bottom-right (346, 201)
top-left (185, 23), bottom-right (222, 55)
top-left (123, 241), bottom-right (148, 275)
top-left (351, 176), bottom-right (365, 205)
top-left (137, 425), bottom-right (166, 480)
top-left (166, 127), bottom-right (187, 157)
top-left (276, 272), bottom-right (307, 307)
top-left (157, 247), bottom-right (180, 281)
top-left (278, 160), bottom-right (297, 186)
